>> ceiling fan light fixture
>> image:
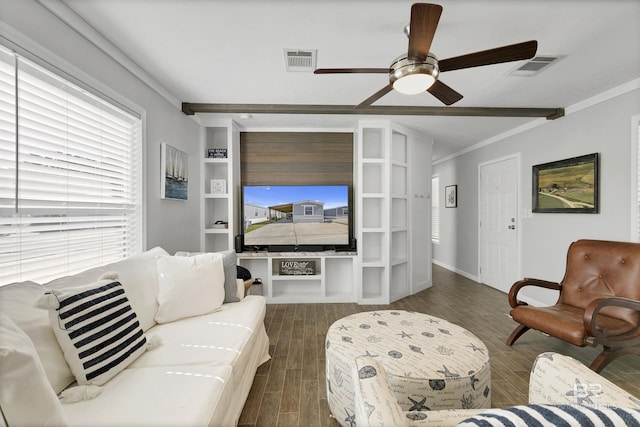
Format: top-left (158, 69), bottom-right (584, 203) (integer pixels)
top-left (389, 54), bottom-right (439, 95)
top-left (393, 73), bottom-right (436, 95)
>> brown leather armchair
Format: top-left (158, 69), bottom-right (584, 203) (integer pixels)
top-left (506, 239), bottom-right (640, 372)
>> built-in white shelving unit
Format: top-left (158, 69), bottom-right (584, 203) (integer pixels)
top-left (200, 119), bottom-right (239, 252)
top-left (356, 121), bottom-right (433, 304)
top-left (196, 118), bottom-right (432, 304)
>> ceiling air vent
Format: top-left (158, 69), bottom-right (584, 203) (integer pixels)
top-left (507, 55), bottom-right (563, 77)
top-left (283, 49), bottom-right (317, 72)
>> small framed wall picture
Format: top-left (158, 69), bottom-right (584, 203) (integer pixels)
top-left (445, 185), bottom-right (457, 208)
top-left (210, 179), bottom-right (227, 194)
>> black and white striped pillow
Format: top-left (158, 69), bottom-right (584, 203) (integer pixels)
top-left (459, 404), bottom-right (640, 426)
top-left (36, 275), bottom-right (147, 386)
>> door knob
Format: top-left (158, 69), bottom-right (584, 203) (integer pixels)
top-left (508, 225), bottom-right (515, 230)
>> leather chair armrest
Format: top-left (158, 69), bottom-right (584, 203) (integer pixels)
top-left (584, 297), bottom-right (640, 344)
top-left (508, 278), bottom-right (562, 308)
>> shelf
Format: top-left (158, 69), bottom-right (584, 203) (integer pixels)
top-left (238, 252), bottom-right (356, 303)
top-left (361, 265), bottom-right (385, 300)
top-left (361, 260), bottom-right (385, 267)
top-left (361, 227), bottom-right (385, 233)
top-left (391, 130), bottom-right (407, 163)
top-left (272, 275), bottom-right (321, 281)
top-left (204, 193), bottom-right (228, 198)
top-left (391, 164), bottom-right (407, 195)
top-left (203, 158), bottom-right (228, 164)
top-left (362, 128), bottom-right (385, 159)
top-left (361, 158), bottom-right (385, 165)
top-left (204, 228), bottom-right (229, 234)
top-left (362, 163), bottom-right (384, 193)
top-left (204, 233), bottom-right (230, 253)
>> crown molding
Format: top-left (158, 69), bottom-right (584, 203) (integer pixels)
top-left (36, 0), bottom-right (180, 109)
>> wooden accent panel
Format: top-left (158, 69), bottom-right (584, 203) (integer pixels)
top-left (240, 132), bottom-right (353, 186)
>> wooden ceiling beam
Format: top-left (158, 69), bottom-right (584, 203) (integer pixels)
top-left (181, 103), bottom-right (564, 120)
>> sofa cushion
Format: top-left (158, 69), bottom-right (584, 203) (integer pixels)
top-left (222, 249), bottom-right (241, 303)
top-left (62, 364), bottom-right (233, 427)
top-left (130, 295), bottom-right (267, 369)
top-left (105, 246), bottom-right (169, 331)
top-left (154, 252), bottom-right (225, 323)
top-left (35, 276), bottom-right (148, 386)
top-left (459, 404), bottom-right (640, 426)
top-left (0, 313), bottom-right (68, 427)
top-left (0, 281), bottom-right (75, 393)
top-left (175, 250), bottom-right (241, 303)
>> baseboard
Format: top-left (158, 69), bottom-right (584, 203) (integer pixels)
top-left (432, 260), bottom-right (550, 307)
top-left (412, 280), bottom-right (432, 293)
top-left (432, 259), bottom-right (480, 283)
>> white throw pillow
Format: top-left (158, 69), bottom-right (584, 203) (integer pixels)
top-left (35, 274), bottom-right (148, 386)
top-left (105, 246), bottom-right (169, 331)
top-left (154, 252), bottom-right (225, 323)
top-left (0, 314), bottom-right (68, 426)
top-left (0, 281), bottom-right (75, 394)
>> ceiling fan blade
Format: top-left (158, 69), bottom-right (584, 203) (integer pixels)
top-left (407, 3), bottom-right (443, 61)
top-left (427, 80), bottom-right (463, 105)
top-left (355, 84), bottom-right (394, 109)
top-left (314, 68), bottom-right (390, 74)
top-left (439, 40), bottom-right (538, 72)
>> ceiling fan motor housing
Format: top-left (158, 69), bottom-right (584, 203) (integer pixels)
top-left (389, 53), bottom-right (439, 94)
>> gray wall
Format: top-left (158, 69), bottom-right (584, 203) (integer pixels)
top-left (433, 88), bottom-right (640, 305)
top-left (1, 0), bottom-right (201, 254)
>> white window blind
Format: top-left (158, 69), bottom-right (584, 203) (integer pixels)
top-left (431, 175), bottom-right (440, 242)
top-left (0, 46), bottom-right (142, 285)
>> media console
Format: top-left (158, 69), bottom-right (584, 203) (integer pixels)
top-left (237, 251), bottom-right (357, 304)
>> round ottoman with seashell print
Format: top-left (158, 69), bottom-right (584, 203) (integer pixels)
top-left (325, 310), bottom-right (491, 426)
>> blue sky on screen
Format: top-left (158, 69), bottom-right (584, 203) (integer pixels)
top-left (244, 185), bottom-right (348, 209)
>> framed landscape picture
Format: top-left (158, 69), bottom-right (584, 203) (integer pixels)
top-left (532, 153), bottom-right (599, 213)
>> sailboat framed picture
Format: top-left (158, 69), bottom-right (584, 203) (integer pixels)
top-left (161, 143), bottom-right (189, 200)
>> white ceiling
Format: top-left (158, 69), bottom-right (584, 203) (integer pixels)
top-left (60, 0), bottom-right (640, 160)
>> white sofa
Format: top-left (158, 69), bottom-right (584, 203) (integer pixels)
top-left (0, 247), bottom-right (270, 427)
top-left (352, 352), bottom-right (640, 426)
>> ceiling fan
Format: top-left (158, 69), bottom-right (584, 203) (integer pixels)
top-left (314, 3), bottom-right (538, 107)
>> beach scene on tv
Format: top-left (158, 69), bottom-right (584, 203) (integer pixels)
top-left (243, 185), bottom-right (349, 246)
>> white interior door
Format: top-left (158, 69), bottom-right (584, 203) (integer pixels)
top-left (479, 156), bottom-right (520, 293)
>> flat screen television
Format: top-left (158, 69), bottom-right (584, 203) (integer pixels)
top-left (241, 184), bottom-right (353, 252)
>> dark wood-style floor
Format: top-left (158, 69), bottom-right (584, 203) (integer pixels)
top-left (237, 264), bottom-right (640, 427)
